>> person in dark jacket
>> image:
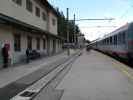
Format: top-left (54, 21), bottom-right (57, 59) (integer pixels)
top-left (26, 48), bottom-right (30, 63)
top-left (2, 44), bottom-right (9, 68)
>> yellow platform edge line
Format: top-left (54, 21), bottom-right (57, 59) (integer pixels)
top-left (96, 50), bottom-right (133, 80)
top-left (113, 62), bottom-right (133, 80)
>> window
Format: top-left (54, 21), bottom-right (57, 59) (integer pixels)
top-left (27, 36), bottom-right (32, 49)
top-left (104, 39), bottom-right (106, 45)
top-left (114, 35), bottom-right (118, 45)
top-left (107, 38), bottom-right (109, 44)
top-left (26, 0), bottom-right (33, 12)
top-left (52, 18), bottom-right (56, 26)
top-left (14, 34), bottom-right (21, 52)
top-left (110, 37), bottom-right (112, 44)
top-left (43, 39), bottom-right (46, 49)
top-left (112, 36), bottom-right (114, 44)
top-left (35, 7), bottom-right (40, 17)
top-left (113, 36), bottom-right (115, 45)
top-left (12, 0), bottom-right (22, 6)
top-left (36, 38), bottom-right (40, 50)
top-left (122, 32), bottom-right (126, 44)
top-left (42, 12), bottom-right (47, 21)
top-left (118, 33), bottom-right (121, 44)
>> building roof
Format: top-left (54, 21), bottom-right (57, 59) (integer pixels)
top-left (39, 0), bottom-right (60, 17)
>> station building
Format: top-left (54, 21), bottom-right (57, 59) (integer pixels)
top-left (0, 0), bottom-right (64, 67)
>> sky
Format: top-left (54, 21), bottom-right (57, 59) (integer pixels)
top-left (48, 0), bottom-right (133, 41)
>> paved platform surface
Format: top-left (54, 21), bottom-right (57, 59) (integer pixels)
top-left (0, 49), bottom-right (78, 100)
top-left (33, 51), bottom-right (81, 100)
top-left (0, 52), bottom-right (67, 88)
top-left (56, 50), bottom-right (133, 100)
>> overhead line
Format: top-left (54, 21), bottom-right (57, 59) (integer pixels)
top-left (70, 18), bottom-right (115, 21)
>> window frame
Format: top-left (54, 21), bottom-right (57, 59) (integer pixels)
top-left (35, 6), bottom-right (40, 17)
top-left (12, 0), bottom-right (22, 6)
top-left (36, 38), bottom-right (40, 50)
top-left (52, 18), bottom-right (56, 26)
top-left (27, 36), bottom-right (32, 49)
top-left (26, 0), bottom-right (33, 13)
top-left (114, 35), bottom-right (118, 45)
top-left (42, 12), bottom-right (47, 21)
top-left (110, 37), bottom-right (112, 45)
top-left (122, 32), bottom-right (126, 44)
top-left (14, 34), bottom-right (21, 52)
top-left (43, 39), bottom-right (46, 50)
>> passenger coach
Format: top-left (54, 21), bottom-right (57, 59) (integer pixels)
top-left (90, 22), bottom-right (133, 61)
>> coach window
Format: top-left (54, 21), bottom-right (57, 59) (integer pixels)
top-left (106, 38), bottom-right (108, 44)
top-left (107, 38), bottom-right (109, 44)
top-left (110, 37), bottom-right (112, 44)
top-left (114, 36), bottom-right (116, 45)
top-left (104, 39), bottom-right (106, 45)
top-left (105, 39), bottom-right (107, 45)
top-left (105, 39), bottom-right (106, 45)
top-left (102, 40), bottom-right (104, 45)
top-left (106, 39), bottom-right (108, 45)
top-left (118, 33), bottom-right (121, 44)
top-left (114, 35), bottom-right (116, 45)
top-left (108, 38), bottom-right (110, 44)
top-left (122, 32), bottom-right (126, 44)
top-left (115, 35), bottom-right (117, 45)
top-left (117, 33), bottom-right (120, 44)
top-left (120, 33), bottom-right (123, 44)
top-left (113, 36), bottom-right (115, 45)
top-left (112, 36), bottom-right (114, 45)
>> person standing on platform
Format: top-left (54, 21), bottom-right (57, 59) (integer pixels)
top-left (2, 44), bottom-right (9, 68)
top-left (26, 48), bottom-right (30, 63)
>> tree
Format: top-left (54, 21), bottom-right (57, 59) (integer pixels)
top-left (56, 8), bottom-right (81, 43)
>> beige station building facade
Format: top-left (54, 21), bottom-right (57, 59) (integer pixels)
top-left (0, 0), bottom-right (64, 67)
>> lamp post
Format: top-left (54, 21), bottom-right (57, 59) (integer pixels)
top-left (74, 14), bottom-right (76, 43)
top-left (66, 8), bottom-right (70, 56)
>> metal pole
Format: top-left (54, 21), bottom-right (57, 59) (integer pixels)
top-left (74, 14), bottom-right (76, 43)
top-left (66, 8), bottom-right (70, 56)
top-left (67, 8), bottom-right (69, 43)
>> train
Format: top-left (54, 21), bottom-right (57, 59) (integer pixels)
top-left (88, 22), bottom-right (133, 62)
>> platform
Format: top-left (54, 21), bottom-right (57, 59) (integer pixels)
top-left (56, 50), bottom-right (133, 100)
